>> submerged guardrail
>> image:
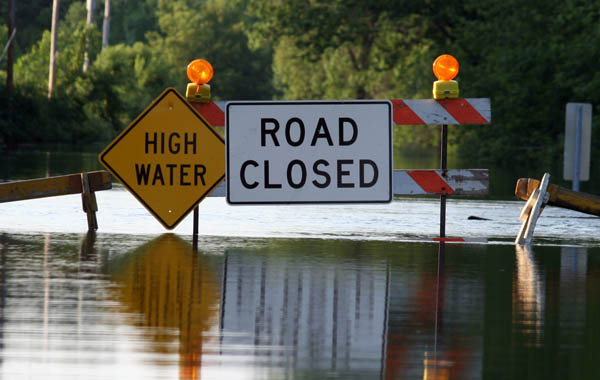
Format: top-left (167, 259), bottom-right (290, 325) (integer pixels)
top-left (0, 171), bottom-right (112, 231)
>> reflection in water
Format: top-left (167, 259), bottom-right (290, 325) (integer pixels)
top-left (220, 248), bottom-right (389, 376)
top-left (514, 245), bottom-right (544, 346)
top-left (0, 234), bottom-right (6, 368)
top-left (422, 243), bottom-right (452, 380)
top-left (43, 233), bottom-right (51, 351)
top-left (109, 234), bottom-right (219, 379)
top-left (560, 246), bottom-right (587, 321)
top-left (1, 233), bottom-right (600, 379)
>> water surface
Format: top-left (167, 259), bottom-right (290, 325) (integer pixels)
top-left (1, 147), bottom-right (599, 379)
top-left (1, 233), bottom-right (599, 379)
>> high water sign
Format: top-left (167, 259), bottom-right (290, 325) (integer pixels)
top-left (226, 101), bottom-right (393, 204)
top-left (99, 88), bottom-right (225, 229)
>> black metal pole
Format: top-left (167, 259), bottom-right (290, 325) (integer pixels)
top-left (440, 124), bottom-right (448, 238)
top-left (192, 206), bottom-right (199, 251)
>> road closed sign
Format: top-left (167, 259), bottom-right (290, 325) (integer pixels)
top-left (226, 101), bottom-right (392, 204)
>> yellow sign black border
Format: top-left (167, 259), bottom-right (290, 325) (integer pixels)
top-left (99, 87), bottom-right (225, 230)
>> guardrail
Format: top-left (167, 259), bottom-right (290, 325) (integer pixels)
top-left (0, 171), bottom-right (112, 231)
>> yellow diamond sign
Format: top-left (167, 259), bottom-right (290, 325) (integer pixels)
top-left (99, 88), bottom-right (225, 229)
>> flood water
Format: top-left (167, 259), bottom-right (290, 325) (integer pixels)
top-left (0, 148), bottom-right (599, 379)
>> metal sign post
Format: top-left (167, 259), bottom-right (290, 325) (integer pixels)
top-left (440, 124), bottom-right (448, 238)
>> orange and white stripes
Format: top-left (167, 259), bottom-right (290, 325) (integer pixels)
top-left (193, 98), bottom-right (491, 127)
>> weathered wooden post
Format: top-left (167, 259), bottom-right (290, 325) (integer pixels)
top-left (515, 173), bottom-right (550, 245)
top-left (515, 176), bottom-right (600, 217)
top-left (81, 172), bottom-right (98, 231)
top-left (514, 172), bottom-right (600, 245)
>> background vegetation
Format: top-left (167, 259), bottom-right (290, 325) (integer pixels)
top-left (1, 0), bottom-right (599, 168)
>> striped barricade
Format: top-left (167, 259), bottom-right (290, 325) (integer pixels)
top-left (208, 169), bottom-right (488, 197)
top-left (195, 98), bottom-right (491, 242)
top-left (193, 98), bottom-right (491, 127)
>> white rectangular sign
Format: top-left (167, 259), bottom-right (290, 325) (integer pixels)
top-left (563, 102), bottom-right (592, 181)
top-left (226, 101), bottom-right (392, 204)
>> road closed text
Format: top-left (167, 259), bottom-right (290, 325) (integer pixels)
top-left (240, 158), bottom-right (379, 189)
top-left (239, 116), bottom-right (380, 190)
top-left (226, 101), bottom-right (392, 204)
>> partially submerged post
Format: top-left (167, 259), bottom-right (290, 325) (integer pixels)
top-left (514, 173), bottom-right (600, 245)
top-left (515, 173), bottom-right (550, 246)
top-left (515, 176), bottom-right (600, 217)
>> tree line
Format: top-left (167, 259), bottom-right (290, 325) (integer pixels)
top-left (1, 0), bottom-right (598, 167)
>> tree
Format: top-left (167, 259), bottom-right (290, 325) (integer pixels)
top-left (147, 0), bottom-right (274, 100)
top-left (88, 42), bottom-right (172, 130)
top-left (245, 0), bottom-right (444, 148)
top-left (443, 0), bottom-right (600, 167)
top-left (6, 0), bottom-right (15, 94)
top-left (83, 0), bottom-right (95, 72)
top-left (48, 0), bottom-right (59, 98)
top-left (246, 0), bottom-right (600, 165)
top-left (102, 0), bottom-right (158, 46)
top-left (102, 0), bottom-right (110, 48)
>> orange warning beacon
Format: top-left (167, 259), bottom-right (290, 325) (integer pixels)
top-left (432, 54), bottom-right (459, 99)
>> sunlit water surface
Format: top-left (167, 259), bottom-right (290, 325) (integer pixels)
top-left (0, 183), bottom-right (599, 379)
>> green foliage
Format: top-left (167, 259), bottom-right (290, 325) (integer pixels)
top-left (88, 42), bottom-right (171, 129)
top-left (0, 82), bottom-right (92, 148)
top-left (443, 0), bottom-right (600, 167)
top-left (104, 0), bottom-right (159, 45)
top-left (3, 0), bottom-right (599, 171)
top-left (0, 0), bottom-right (79, 59)
top-left (248, 0), bottom-right (600, 165)
top-left (148, 0), bottom-right (274, 100)
top-left (0, 25), bottom-right (6, 79)
top-left (247, 1), bottom-right (434, 100)
top-left (247, 0), bottom-right (439, 148)
top-left (14, 2), bottom-right (101, 94)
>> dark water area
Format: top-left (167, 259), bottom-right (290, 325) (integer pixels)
top-left (0, 146), bottom-right (105, 182)
top-left (1, 233), bottom-right (599, 379)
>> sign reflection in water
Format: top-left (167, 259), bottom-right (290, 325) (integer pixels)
top-left (220, 246), bottom-right (389, 373)
top-left (106, 238), bottom-right (600, 379)
top-left (2, 233), bottom-right (600, 379)
top-left (108, 234), bottom-right (220, 379)
top-left (514, 245), bottom-right (545, 346)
